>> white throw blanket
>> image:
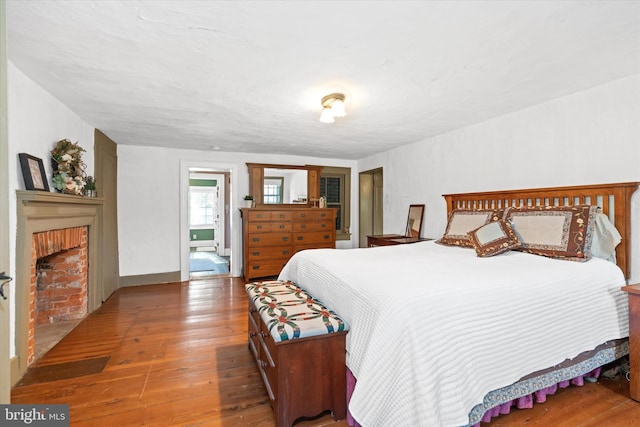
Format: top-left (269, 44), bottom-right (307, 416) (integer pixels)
top-left (278, 241), bottom-right (628, 427)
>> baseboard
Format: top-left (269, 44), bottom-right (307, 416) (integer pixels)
top-left (119, 271), bottom-right (182, 287)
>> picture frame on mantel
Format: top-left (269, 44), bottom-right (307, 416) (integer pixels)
top-left (18, 153), bottom-right (50, 192)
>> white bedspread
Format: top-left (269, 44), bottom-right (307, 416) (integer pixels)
top-left (278, 241), bottom-right (628, 427)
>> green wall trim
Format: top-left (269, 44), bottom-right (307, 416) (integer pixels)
top-left (190, 229), bottom-right (214, 241)
top-left (190, 179), bottom-right (217, 187)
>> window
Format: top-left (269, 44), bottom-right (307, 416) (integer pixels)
top-left (189, 187), bottom-right (216, 226)
top-left (264, 177), bottom-right (284, 204)
top-left (320, 166), bottom-right (351, 241)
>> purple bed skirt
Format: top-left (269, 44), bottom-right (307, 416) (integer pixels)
top-left (345, 366), bottom-right (601, 427)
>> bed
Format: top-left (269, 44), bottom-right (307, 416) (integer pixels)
top-left (277, 182), bottom-right (638, 427)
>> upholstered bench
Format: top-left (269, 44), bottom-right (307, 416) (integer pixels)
top-left (245, 280), bottom-right (349, 427)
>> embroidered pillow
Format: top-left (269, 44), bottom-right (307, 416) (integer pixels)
top-left (504, 205), bottom-right (597, 261)
top-left (436, 209), bottom-right (503, 248)
top-left (468, 219), bottom-right (521, 257)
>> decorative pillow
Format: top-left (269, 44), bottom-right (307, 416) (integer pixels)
top-left (468, 219), bottom-right (521, 257)
top-left (436, 209), bottom-right (503, 248)
top-left (504, 205), bottom-right (597, 261)
top-left (590, 212), bottom-right (622, 262)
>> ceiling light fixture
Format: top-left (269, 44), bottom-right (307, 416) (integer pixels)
top-left (319, 93), bottom-right (346, 123)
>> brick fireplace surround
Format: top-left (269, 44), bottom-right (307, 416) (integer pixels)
top-left (14, 191), bottom-right (103, 382)
top-left (29, 227), bottom-right (89, 365)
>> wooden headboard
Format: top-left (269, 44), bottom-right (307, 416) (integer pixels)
top-left (443, 182), bottom-right (639, 279)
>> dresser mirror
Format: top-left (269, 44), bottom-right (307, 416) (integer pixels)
top-left (264, 168), bottom-right (308, 204)
top-left (247, 163), bottom-right (323, 206)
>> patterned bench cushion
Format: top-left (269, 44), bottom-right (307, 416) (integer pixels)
top-left (245, 280), bottom-right (349, 343)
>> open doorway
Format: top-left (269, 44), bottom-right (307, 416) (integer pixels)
top-left (188, 170), bottom-right (230, 277)
top-left (359, 167), bottom-right (383, 247)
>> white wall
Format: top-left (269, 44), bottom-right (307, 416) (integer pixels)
top-left (359, 73), bottom-right (640, 281)
top-left (117, 146), bottom-right (357, 278)
top-left (7, 62), bottom-right (95, 355)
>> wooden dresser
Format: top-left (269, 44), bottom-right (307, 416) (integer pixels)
top-left (240, 207), bottom-right (337, 280)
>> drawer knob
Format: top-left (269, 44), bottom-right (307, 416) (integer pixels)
top-left (257, 214), bottom-right (264, 218)
top-left (260, 360), bottom-right (268, 369)
top-left (321, 213), bottom-right (327, 217)
top-left (252, 251), bottom-right (260, 256)
top-left (252, 237), bottom-right (260, 242)
top-left (282, 236), bottom-right (289, 241)
top-left (300, 213), bottom-right (306, 218)
top-left (250, 308), bottom-right (257, 313)
top-left (279, 214), bottom-right (285, 218)
top-left (257, 225), bottom-right (263, 229)
top-left (323, 235), bottom-right (330, 239)
top-left (282, 250), bottom-right (289, 255)
top-left (261, 332), bottom-right (269, 338)
top-left (252, 266), bottom-right (260, 270)
top-left (300, 224), bottom-right (306, 228)
top-left (249, 331), bottom-right (257, 337)
top-left (279, 225), bottom-right (284, 229)
top-left (297, 236), bottom-right (303, 241)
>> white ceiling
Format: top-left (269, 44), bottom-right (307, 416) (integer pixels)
top-left (7, 1), bottom-right (640, 160)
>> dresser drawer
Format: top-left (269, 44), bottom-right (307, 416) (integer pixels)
top-left (248, 210), bottom-right (292, 222)
top-left (259, 322), bottom-right (278, 401)
top-left (247, 260), bottom-right (288, 278)
top-left (248, 232), bottom-right (292, 247)
top-left (247, 222), bottom-right (292, 233)
top-left (293, 231), bottom-right (334, 245)
top-left (293, 210), bottom-right (334, 221)
top-left (292, 220), bottom-right (332, 232)
top-left (247, 246), bottom-right (293, 260)
top-left (248, 303), bottom-right (261, 363)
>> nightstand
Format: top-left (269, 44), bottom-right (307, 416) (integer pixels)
top-left (622, 283), bottom-right (640, 401)
top-left (367, 235), bottom-right (432, 247)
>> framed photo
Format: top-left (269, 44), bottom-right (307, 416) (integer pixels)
top-left (19, 153), bottom-right (50, 191)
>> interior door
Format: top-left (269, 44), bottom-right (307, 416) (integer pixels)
top-left (359, 172), bottom-right (373, 248)
top-left (210, 174), bottom-right (225, 255)
top-left (0, 0), bottom-right (11, 402)
top-left (94, 130), bottom-right (119, 301)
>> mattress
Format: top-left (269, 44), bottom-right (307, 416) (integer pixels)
top-left (278, 241), bottom-right (628, 427)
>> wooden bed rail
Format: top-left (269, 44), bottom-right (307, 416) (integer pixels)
top-left (443, 182), bottom-right (639, 279)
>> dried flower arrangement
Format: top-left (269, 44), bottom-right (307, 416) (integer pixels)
top-left (50, 139), bottom-right (87, 195)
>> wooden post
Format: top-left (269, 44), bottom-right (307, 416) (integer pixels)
top-left (622, 283), bottom-right (640, 401)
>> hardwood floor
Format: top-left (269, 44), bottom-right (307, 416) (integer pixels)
top-left (11, 276), bottom-right (640, 426)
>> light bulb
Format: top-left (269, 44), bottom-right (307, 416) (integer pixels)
top-left (330, 99), bottom-right (346, 117)
top-left (319, 107), bottom-right (335, 123)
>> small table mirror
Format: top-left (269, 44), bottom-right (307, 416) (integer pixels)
top-left (366, 204), bottom-right (426, 247)
top-left (405, 204), bottom-right (425, 237)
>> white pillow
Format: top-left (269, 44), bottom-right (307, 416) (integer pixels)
top-left (591, 212), bottom-right (622, 262)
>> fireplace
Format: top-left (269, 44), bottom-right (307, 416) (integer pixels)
top-left (27, 227), bottom-right (89, 364)
top-left (15, 191), bottom-right (103, 379)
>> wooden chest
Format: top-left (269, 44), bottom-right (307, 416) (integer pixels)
top-left (245, 281), bottom-right (348, 427)
top-left (240, 207), bottom-right (336, 280)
